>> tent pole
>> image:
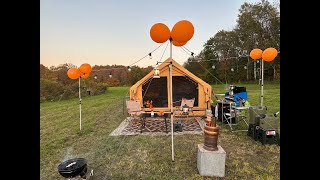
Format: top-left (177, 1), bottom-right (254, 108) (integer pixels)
top-left (260, 59), bottom-right (264, 107)
top-left (169, 38), bottom-right (174, 161)
top-left (79, 77), bottom-right (82, 131)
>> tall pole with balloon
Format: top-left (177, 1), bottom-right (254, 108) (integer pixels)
top-left (150, 20), bottom-right (194, 161)
top-left (250, 48), bottom-right (278, 106)
top-left (250, 49), bottom-right (263, 105)
top-left (67, 63), bottom-right (92, 130)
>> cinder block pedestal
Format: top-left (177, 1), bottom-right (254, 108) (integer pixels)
top-left (197, 144), bottom-right (226, 177)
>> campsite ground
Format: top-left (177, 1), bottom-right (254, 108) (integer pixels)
top-left (40, 83), bottom-right (280, 179)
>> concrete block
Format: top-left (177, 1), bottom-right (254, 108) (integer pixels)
top-left (197, 144), bottom-right (226, 177)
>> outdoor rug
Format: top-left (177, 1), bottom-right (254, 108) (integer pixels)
top-left (110, 117), bottom-right (205, 136)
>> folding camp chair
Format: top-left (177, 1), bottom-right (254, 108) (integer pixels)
top-left (222, 102), bottom-right (237, 132)
top-left (126, 100), bottom-right (146, 133)
top-left (223, 109), bottom-right (236, 131)
top-left (223, 102), bottom-right (250, 132)
top-left (232, 106), bottom-right (250, 132)
top-left (173, 97), bottom-right (195, 124)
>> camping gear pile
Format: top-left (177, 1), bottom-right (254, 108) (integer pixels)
top-left (216, 85), bottom-right (248, 123)
top-left (247, 106), bottom-right (280, 145)
top-left (224, 85), bottom-right (248, 107)
top-left (214, 85), bottom-right (280, 145)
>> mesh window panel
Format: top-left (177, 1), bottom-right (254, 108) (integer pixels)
top-left (172, 76), bottom-right (198, 107)
top-left (142, 77), bottom-right (168, 107)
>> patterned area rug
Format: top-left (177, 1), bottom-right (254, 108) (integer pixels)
top-left (110, 117), bottom-right (205, 136)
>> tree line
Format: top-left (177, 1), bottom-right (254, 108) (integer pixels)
top-left (40, 63), bottom-right (153, 102)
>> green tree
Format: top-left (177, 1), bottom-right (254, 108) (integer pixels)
top-left (236, 0), bottom-right (280, 81)
top-left (128, 66), bottom-right (145, 85)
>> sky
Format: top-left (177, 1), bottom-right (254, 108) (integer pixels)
top-left (40, 0), bottom-right (271, 68)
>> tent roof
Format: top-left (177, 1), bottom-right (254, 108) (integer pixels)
top-left (130, 58), bottom-right (212, 93)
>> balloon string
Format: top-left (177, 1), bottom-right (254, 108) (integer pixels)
top-left (181, 45), bottom-right (193, 53)
top-left (179, 45), bottom-right (191, 56)
top-left (176, 45), bottom-right (225, 85)
top-left (158, 41), bottom-right (169, 64)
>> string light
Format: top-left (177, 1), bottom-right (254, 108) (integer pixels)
top-left (89, 40), bottom-right (166, 77)
top-left (126, 42), bottom-right (165, 68)
top-left (191, 54), bottom-right (249, 62)
top-left (92, 66), bottom-right (130, 72)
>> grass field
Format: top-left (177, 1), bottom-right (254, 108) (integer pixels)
top-left (40, 83), bottom-right (280, 179)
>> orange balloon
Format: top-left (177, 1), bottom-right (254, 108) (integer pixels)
top-left (250, 48), bottom-right (263, 60)
top-left (171, 20), bottom-right (194, 43)
top-left (150, 23), bottom-right (171, 43)
top-left (79, 63), bottom-right (92, 74)
top-left (262, 48), bottom-right (278, 62)
top-left (172, 40), bottom-right (187, 47)
top-left (81, 72), bottom-right (90, 78)
top-left (67, 68), bottom-right (81, 79)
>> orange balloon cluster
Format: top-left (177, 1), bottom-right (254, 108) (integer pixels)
top-left (250, 48), bottom-right (278, 62)
top-left (150, 23), bottom-right (171, 43)
top-left (171, 20), bottom-right (194, 43)
top-left (262, 48), bottom-right (278, 62)
top-left (250, 49), bottom-right (263, 60)
top-left (67, 63), bottom-right (92, 79)
top-left (150, 20), bottom-right (194, 47)
top-left (67, 68), bottom-right (81, 79)
top-left (79, 63), bottom-right (92, 74)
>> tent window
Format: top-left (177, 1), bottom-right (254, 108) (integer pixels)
top-left (172, 76), bottom-right (198, 107)
top-left (142, 77), bottom-right (168, 107)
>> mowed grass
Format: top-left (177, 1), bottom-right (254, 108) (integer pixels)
top-left (40, 83), bottom-right (280, 180)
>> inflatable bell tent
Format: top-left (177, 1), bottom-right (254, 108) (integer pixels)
top-left (129, 58), bottom-right (213, 116)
